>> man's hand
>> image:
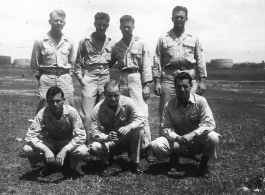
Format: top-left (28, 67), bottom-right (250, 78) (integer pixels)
top-left (55, 148), bottom-right (68, 166)
top-left (107, 131), bottom-right (118, 141)
top-left (154, 78), bottom-right (162, 96)
top-left (142, 85), bottom-right (150, 100)
top-left (43, 147), bottom-right (55, 165)
top-left (197, 77), bottom-right (206, 95)
top-left (118, 125), bottom-right (132, 136)
top-left (183, 131), bottom-right (197, 142)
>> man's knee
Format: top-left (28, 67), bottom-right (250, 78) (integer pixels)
top-left (90, 142), bottom-right (103, 154)
top-left (70, 145), bottom-right (89, 159)
top-left (207, 131), bottom-right (220, 145)
top-left (23, 144), bottom-right (34, 154)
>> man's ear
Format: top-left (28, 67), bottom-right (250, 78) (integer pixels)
top-left (63, 97), bottom-right (66, 101)
top-left (49, 19), bottom-right (51, 25)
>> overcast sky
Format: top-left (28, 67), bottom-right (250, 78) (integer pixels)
top-left (0, 0), bottom-right (264, 63)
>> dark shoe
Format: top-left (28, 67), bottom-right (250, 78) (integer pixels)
top-left (119, 150), bottom-right (128, 160)
top-left (145, 146), bottom-right (156, 162)
top-left (169, 153), bottom-right (179, 167)
top-left (39, 165), bottom-right (52, 177)
top-left (198, 164), bottom-right (211, 178)
top-left (130, 162), bottom-right (143, 174)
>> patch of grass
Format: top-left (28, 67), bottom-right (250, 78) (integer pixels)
top-left (0, 67), bottom-right (265, 194)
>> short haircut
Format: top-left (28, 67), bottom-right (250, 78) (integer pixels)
top-left (50, 9), bottom-right (66, 19)
top-left (104, 79), bottom-right (120, 92)
top-left (174, 72), bottom-right (192, 87)
top-left (46, 86), bottom-right (64, 100)
top-left (120, 15), bottom-right (135, 24)
top-left (95, 12), bottom-right (110, 22)
top-left (172, 6), bottom-right (188, 17)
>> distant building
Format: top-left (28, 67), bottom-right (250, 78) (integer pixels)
top-left (0, 55), bottom-right (11, 66)
top-left (13, 59), bottom-right (30, 68)
top-left (209, 59), bottom-right (233, 68)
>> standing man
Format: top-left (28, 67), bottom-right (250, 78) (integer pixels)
top-left (22, 86), bottom-right (89, 177)
top-left (31, 10), bottom-right (75, 114)
top-left (110, 15), bottom-right (153, 160)
top-left (151, 72), bottom-right (220, 178)
top-left (74, 12), bottom-right (113, 142)
top-left (153, 6), bottom-right (207, 135)
top-left (90, 80), bottom-right (146, 174)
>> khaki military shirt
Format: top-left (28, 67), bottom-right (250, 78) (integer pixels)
top-left (30, 32), bottom-right (75, 76)
top-left (25, 104), bottom-right (86, 151)
top-left (153, 29), bottom-right (206, 79)
top-left (74, 34), bottom-right (114, 79)
top-left (111, 36), bottom-right (152, 83)
top-left (90, 95), bottom-right (147, 142)
top-left (161, 93), bottom-right (216, 142)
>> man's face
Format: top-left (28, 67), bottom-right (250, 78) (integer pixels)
top-left (47, 93), bottom-right (65, 115)
top-left (49, 13), bottom-right (66, 32)
top-left (94, 19), bottom-right (109, 35)
top-left (104, 85), bottom-right (121, 108)
top-left (172, 11), bottom-right (188, 29)
top-left (120, 21), bottom-right (134, 37)
top-left (175, 79), bottom-right (191, 101)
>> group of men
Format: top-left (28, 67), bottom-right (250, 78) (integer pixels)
top-left (22, 6), bottom-right (220, 178)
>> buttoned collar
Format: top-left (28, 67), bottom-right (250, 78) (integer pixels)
top-left (174, 93), bottom-right (195, 107)
top-left (101, 95), bottom-right (126, 114)
top-left (43, 104), bottom-right (69, 117)
top-left (43, 31), bottom-right (69, 42)
top-left (166, 29), bottom-right (192, 41)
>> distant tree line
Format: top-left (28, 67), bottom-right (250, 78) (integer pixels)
top-left (206, 61), bottom-right (265, 68)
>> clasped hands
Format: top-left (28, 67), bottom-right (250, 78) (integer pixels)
top-left (106, 125), bottom-right (132, 141)
top-left (43, 147), bottom-right (68, 166)
top-left (175, 131), bottom-right (197, 151)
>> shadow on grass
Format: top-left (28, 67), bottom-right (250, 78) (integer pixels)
top-left (19, 166), bottom-right (83, 183)
top-left (145, 161), bottom-right (199, 179)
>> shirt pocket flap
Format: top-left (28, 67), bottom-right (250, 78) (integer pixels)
top-left (163, 43), bottom-right (174, 48)
top-left (61, 48), bottom-right (70, 54)
top-left (183, 42), bottom-right (195, 48)
top-left (131, 49), bottom-right (142, 55)
top-left (104, 53), bottom-right (111, 60)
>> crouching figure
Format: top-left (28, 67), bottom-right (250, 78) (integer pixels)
top-left (22, 86), bottom-right (89, 177)
top-left (151, 72), bottom-right (220, 178)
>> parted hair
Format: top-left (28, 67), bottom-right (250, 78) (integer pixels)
top-left (46, 86), bottom-right (64, 100)
top-left (50, 9), bottom-right (66, 19)
top-left (120, 15), bottom-right (135, 24)
top-left (104, 79), bottom-right (120, 92)
top-left (172, 6), bottom-right (188, 17)
top-left (174, 72), bottom-right (193, 86)
top-left (95, 12), bottom-right (110, 22)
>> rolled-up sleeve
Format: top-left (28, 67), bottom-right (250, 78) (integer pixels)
top-left (74, 39), bottom-right (85, 80)
top-left (161, 102), bottom-right (179, 142)
top-left (64, 111), bottom-right (87, 151)
top-left (141, 43), bottom-right (153, 83)
top-left (30, 39), bottom-right (42, 77)
top-left (194, 37), bottom-right (207, 78)
top-left (153, 36), bottom-right (163, 78)
top-left (194, 98), bottom-right (215, 135)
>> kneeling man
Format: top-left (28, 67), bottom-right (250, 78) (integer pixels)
top-left (90, 80), bottom-right (146, 174)
top-left (151, 72), bottom-right (220, 177)
top-left (23, 86), bottom-right (89, 177)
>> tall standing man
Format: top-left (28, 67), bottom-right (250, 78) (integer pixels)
top-left (153, 6), bottom-right (207, 135)
top-left (74, 12), bottom-right (114, 142)
top-left (110, 15), bottom-right (153, 160)
top-left (31, 10), bottom-right (75, 114)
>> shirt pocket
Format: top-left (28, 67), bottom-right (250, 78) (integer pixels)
top-left (131, 49), bottom-right (142, 65)
top-left (163, 42), bottom-right (175, 57)
top-left (171, 116), bottom-right (182, 125)
top-left (183, 41), bottom-right (195, 57)
top-left (190, 111), bottom-right (198, 122)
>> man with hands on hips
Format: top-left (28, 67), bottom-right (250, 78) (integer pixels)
top-left (22, 86), bottom-right (89, 177)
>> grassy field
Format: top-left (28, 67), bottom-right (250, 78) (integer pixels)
top-left (0, 67), bottom-right (265, 194)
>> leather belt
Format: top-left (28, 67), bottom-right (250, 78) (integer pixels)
top-left (165, 64), bottom-right (193, 71)
top-left (121, 68), bottom-right (139, 73)
top-left (41, 68), bottom-right (70, 76)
